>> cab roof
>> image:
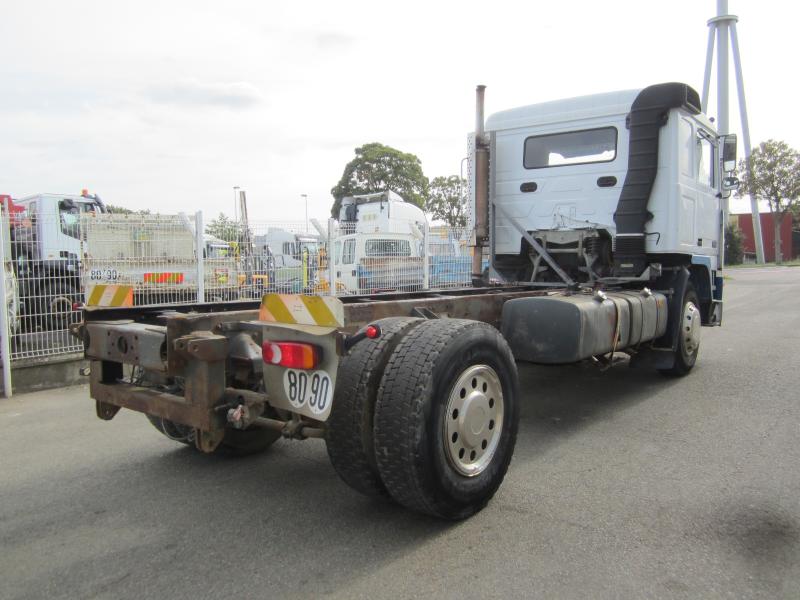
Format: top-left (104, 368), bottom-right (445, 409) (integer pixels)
top-left (485, 89), bottom-right (639, 132)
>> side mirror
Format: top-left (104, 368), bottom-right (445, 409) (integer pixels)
top-left (721, 134), bottom-right (737, 172)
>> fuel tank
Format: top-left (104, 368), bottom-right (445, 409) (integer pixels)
top-left (501, 289), bottom-right (668, 364)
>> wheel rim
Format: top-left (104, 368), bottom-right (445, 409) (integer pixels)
top-left (50, 295), bottom-right (73, 315)
top-left (682, 300), bottom-right (702, 356)
top-left (443, 364), bottom-right (504, 477)
top-left (161, 418), bottom-right (194, 443)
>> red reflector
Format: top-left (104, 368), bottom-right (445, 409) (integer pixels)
top-left (72, 302), bottom-right (84, 311)
top-left (262, 341), bottom-right (320, 370)
top-left (365, 325), bottom-right (380, 339)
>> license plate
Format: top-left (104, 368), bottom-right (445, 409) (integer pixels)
top-left (282, 369), bottom-right (333, 416)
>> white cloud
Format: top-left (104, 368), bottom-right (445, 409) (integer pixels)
top-left (145, 80), bottom-right (265, 110)
top-left (0, 0), bottom-right (798, 223)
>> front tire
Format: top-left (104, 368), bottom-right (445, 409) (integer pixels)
top-left (373, 319), bottom-right (519, 520)
top-left (659, 285), bottom-right (701, 377)
top-left (38, 280), bottom-right (80, 330)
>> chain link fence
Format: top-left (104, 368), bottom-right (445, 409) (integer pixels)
top-left (2, 210), bottom-right (84, 362)
top-left (1, 210), bottom-right (474, 367)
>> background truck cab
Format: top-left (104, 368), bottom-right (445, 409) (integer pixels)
top-left (12, 192), bottom-right (106, 327)
top-left (332, 232), bottom-right (424, 294)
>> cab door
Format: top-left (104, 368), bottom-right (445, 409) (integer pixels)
top-left (693, 126), bottom-right (720, 254)
top-left (676, 118), bottom-right (719, 255)
top-left (339, 238), bottom-right (358, 293)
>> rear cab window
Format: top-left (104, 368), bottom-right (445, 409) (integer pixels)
top-left (523, 127), bottom-right (617, 169)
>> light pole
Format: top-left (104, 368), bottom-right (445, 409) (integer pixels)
top-left (301, 194), bottom-right (308, 233)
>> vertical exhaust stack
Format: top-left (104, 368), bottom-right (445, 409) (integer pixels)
top-left (472, 85), bottom-right (489, 286)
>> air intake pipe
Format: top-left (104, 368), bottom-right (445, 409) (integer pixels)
top-left (613, 82), bottom-right (701, 277)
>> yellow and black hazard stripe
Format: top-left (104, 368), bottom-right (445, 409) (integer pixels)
top-left (86, 284), bottom-right (134, 307)
top-left (259, 294), bottom-right (344, 328)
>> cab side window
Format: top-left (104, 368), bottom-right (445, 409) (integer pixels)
top-left (59, 201), bottom-right (81, 239)
top-left (342, 239), bottom-right (356, 264)
top-left (696, 132), bottom-right (715, 188)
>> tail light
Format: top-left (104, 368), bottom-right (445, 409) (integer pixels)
top-left (262, 341), bottom-right (321, 370)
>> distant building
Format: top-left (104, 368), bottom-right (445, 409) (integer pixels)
top-left (733, 212), bottom-right (796, 262)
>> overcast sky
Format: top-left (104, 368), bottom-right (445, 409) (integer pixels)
top-left (0, 0), bottom-right (793, 220)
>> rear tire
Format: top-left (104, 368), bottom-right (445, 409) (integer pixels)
top-left (146, 415), bottom-right (281, 456)
top-left (659, 285), bottom-right (701, 377)
top-left (325, 317), bottom-right (424, 497)
top-left (373, 319), bottom-right (519, 520)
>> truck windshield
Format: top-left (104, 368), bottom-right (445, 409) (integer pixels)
top-left (59, 200), bottom-right (97, 239)
top-left (365, 239), bottom-right (411, 257)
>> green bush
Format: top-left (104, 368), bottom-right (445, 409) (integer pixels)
top-left (725, 224), bottom-right (744, 265)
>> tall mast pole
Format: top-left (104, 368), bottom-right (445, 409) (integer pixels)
top-left (703, 0), bottom-right (764, 264)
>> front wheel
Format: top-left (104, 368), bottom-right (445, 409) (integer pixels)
top-left (38, 280), bottom-right (80, 330)
top-left (373, 319), bottom-right (519, 520)
top-left (659, 285), bottom-right (701, 377)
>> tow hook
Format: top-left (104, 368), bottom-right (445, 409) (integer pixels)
top-left (226, 402), bottom-right (262, 430)
top-left (225, 402), bottom-right (325, 439)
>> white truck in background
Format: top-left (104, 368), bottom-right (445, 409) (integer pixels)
top-left (10, 191), bottom-right (106, 328)
top-left (336, 190), bottom-right (427, 236)
top-left (78, 82), bottom-right (738, 521)
top-left (330, 190), bottom-right (427, 294)
top-left (253, 228), bottom-right (322, 293)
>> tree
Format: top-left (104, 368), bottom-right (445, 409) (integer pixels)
top-left (724, 224), bottom-right (744, 265)
top-left (426, 175), bottom-right (467, 227)
top-left (330, 143), bottom-right (429, 217)
top-left (106, 204), bottom-right (133, 214)
top-left (737, 140), bottom-right (800, 264)
top-left (106, 204), bottom-right (151, 215)
top-left (205, 213), bottom-right (242, 242)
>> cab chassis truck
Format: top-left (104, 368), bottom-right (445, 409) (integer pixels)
top-left (77, 83), bottom-right (738, 520)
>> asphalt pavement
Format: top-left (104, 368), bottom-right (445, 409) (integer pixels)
top-left (1, 267), bottom-right (799, 599)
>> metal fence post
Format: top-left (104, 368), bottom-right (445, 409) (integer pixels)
top-left (195, 211), bottom-right (205, 303)
top-left (423, 224), bottom-right (430, 290)
top-left (328, 219), bottom-right (336, 296)
top-left (0, 208), bottom-right (13, 398)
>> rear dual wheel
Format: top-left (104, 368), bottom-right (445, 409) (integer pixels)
top-left (373, 319), bottom-right (519, 520)
top-left (325, 317), bottom-right (424, 497)
top-left (326, 318), bottom-right (519, 520)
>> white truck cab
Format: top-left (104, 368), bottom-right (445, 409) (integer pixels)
top-left (475, 82), bottom-right (737, 327)
top-left (331, 231), bottom-right (424, 294)
top-left (338, 191), bottom-right (427, 237)
top-left (14, 193), bottom-right (104, 265)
